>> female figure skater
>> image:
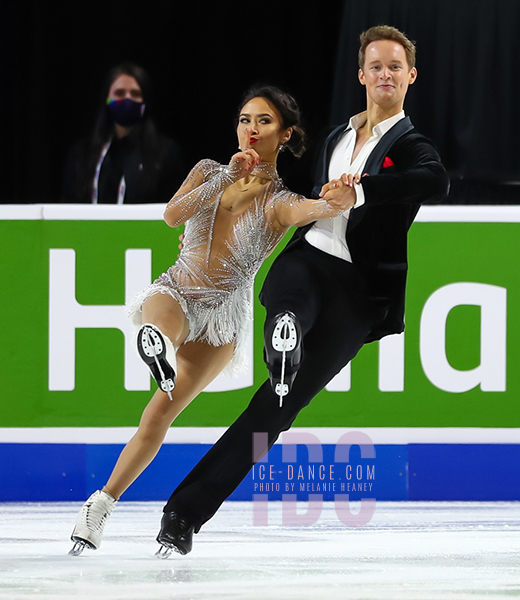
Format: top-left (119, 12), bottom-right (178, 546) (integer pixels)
top-left (69, 85), bottom-right (348, 555)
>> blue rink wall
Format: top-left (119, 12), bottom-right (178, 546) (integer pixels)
top-left (2, 441), bottom-right (520, 502)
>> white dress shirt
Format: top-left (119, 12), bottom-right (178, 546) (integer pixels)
top-left (305, 110), bottom-right (405, 262)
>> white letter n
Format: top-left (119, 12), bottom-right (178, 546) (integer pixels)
top-left (48, 248), bottom-right (151, 391)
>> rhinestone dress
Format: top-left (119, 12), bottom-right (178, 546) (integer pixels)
top-left (128, 159), bottom-right (346, 375)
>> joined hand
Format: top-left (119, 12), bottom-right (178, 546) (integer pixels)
top-left (319, 173), bottom-right (366, 210)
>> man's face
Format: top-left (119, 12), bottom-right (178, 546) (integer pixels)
top-left (359, 40), bottom-right (417, 112)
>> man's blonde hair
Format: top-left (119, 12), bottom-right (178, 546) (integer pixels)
top-left (358, 25), bottom-right (416, 70)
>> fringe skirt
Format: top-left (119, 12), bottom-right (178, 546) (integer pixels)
top-left (126, 271), bottom-right (252, 377)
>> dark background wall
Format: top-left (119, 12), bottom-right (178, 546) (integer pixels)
top-left (0, 0), bottom-right (344, 203)
top-left (1, 0), bottom-right (519, 204)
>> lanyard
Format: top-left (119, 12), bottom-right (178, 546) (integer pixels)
top-left (92, 139), bottom-right (126, 204)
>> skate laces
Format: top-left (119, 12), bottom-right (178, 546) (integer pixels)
top-left (170, 512), bottom-right (191, 534)
top-left (81, 492), bottom-right (115, 534)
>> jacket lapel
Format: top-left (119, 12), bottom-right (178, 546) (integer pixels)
top-left (363, 116), bottom-right (413, 175)
top-left (311, 123), bottom-right (348, 198)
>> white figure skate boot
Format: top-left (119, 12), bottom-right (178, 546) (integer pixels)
top-left (69, 490), bottom-right (117, 556)
top-left (137, 323), bottom-right (177, 401)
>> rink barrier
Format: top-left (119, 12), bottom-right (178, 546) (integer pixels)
top-left (2, 205), bottom-right (520, 502)
top-left (1, 427), bottom-right (520, 502)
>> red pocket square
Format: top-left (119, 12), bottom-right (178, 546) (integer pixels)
top-left (382, 156), bottom-right (395, 168)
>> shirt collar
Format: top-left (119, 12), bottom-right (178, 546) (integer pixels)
top-left (346, 110), bottom-right (405, 137)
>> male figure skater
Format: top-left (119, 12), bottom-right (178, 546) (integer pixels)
top-left (157, 25), bottom-right (450, 555)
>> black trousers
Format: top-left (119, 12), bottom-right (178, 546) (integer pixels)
top-left (164, 238), bottom-right (384, 530)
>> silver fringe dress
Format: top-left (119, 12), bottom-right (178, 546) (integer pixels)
top-left (128, 159), bottom-right (344, 376)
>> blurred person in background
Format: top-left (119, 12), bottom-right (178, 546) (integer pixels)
top-left (62, 63), bottom-right (184, 204)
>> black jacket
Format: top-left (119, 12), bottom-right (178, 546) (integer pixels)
top-left (62, 129), bottom-right (185, 204)
top-left (286, 117), bottom-right (449, 341)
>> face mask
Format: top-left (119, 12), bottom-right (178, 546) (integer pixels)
top-left (107, 98), bottom-right (146, 127)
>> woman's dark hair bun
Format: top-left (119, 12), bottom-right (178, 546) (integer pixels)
top-left (238, 85), bottom-right (307, 158)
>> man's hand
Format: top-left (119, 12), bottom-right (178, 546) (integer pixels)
top-left (319, 173), bottom-right (357, 210)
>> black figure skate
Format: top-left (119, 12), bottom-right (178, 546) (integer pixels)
top-left (264, 311), bottom-right (302, 407)
top-left (155, 510), bottom-right (195, 558)
top-left (137, 323), bottom-right (177, 401)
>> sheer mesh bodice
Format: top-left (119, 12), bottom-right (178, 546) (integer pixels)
top-left (128, 159), bottom-right (346, 375)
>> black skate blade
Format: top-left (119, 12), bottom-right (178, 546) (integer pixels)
top-left (155, 544), bottom-right (174, 559)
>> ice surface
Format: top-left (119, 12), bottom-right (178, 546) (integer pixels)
top-left (1, 501), bottom-right (520, 599)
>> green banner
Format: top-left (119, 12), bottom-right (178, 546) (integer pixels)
top-left (1, 206), bottom-right (518, 429)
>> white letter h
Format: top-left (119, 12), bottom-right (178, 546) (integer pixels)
top-left (48, 248), bottom-right (151, 391)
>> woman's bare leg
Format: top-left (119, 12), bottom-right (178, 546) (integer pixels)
top-left (141, 292), bottom-right (190, 348)
top-left (103, 341), bottom-right (235, 499)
